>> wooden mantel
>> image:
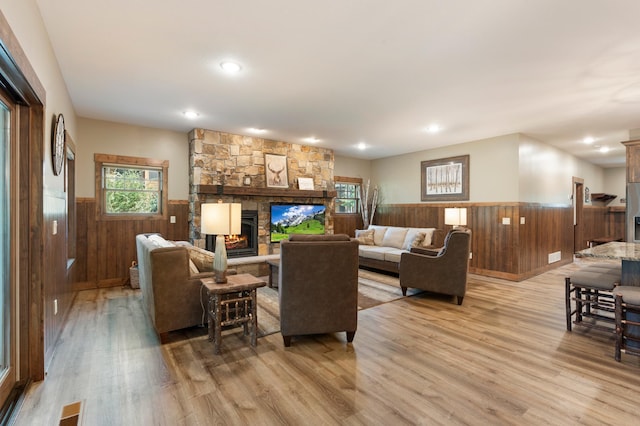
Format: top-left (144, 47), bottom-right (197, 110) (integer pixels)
top-left (194, 185), bottom-right (337, 199)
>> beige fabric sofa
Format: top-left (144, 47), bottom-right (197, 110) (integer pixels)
top-left (356, 225), bottom-right (444, 273)
top-left (135, 233), bottom-right (215, 340)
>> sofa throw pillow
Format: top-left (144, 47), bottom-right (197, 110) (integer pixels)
top-left (355, 229), bottom-right (375, 245)
top-left (403, 228), bottom-right (424, 250)
top-left (368, 225), bottom-right (388, 246)
top-left (411, 232), bottom-right (426, 248)
top-left (421, 228), bottom-right (436, 247)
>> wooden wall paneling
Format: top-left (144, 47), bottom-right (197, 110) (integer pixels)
top-left (73, 199), bottom-right (189, 288)
top-left (167, 201), bottom-right (189, 241)
top-left (85, 199), bottom-right (98, 284)
top-left (582, 206), bottom-right (607, 248)
top-left (333, 213), bottom-right (362, 237)
top-left (43, 193), bottom-right (71, 367)
top-left (375, 202), bottom-right (575, 281)
top-left (75, 199), bottom-right (88, 282)
top-left (517, 204), bottom-right (573, 279)
top-left (516, 205), bottom-right (531, 274)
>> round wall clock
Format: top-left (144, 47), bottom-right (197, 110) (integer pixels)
top-left (52, 113), bottom-right (65, 176)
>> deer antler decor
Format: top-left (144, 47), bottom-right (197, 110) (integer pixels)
top-left (265, 154), bottom-right (289, 188)
top-left (268, 163), bottom-right (285, 185)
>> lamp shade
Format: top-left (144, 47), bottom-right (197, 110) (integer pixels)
top-left (444, 207), bottom-right (467, 227)
top-left (201, 202), bottom-right (242, 235)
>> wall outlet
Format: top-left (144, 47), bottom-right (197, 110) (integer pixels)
top-left (548, 251), bottom-right (562, 264)
top-left (52, 220), bottom-right (58, 235)
top-left (520, 217), bottom-right (526, 225)
top-left (469, 252), bottom-right (473, 260)
top-left (54, 299), bottom-right (58, 315)
top-left (170, 215), bottom-right (176, 224)
top-left (502, 217), bottom-right (511, 225)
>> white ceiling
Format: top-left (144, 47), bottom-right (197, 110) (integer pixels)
top-left (35, 0), bottom-right (640, 166)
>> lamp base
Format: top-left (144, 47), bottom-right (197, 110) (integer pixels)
top-left (214, 269), bottom-right (227, 284)
top-left (213, 235), bottom-right (228, 284)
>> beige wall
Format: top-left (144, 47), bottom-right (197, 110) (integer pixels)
top-left (369, 132), bottom-right (610, 205)
top-left (334, 155), bottom-right (372, 182)
top-left (1, 1), bottom-right (77, 193)
top-left (77, 117), bottom-right (190, 199)
top-left (603, 167), bottom-right (626, 205)
top-left (518, 134), bottom-right (605, 204)
top-left (371, 134), bottom-right (520, 204)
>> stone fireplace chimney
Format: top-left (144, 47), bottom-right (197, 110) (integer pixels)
top-left (188, 129), bottom-right (336, 255)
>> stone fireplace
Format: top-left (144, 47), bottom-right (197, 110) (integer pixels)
top-left (188, 129), bottom-right (336, 256)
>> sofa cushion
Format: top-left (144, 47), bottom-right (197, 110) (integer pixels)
top-left (355, 229), bottom-right (375, 245)
top-left (384, 248), bottom-right (407, 263)
top-left (359, 245), bottom-right (395, 261)
top-left (368, 225), bottom-right (388, 246)
top-left (381, 227), bottom-right (409, 249)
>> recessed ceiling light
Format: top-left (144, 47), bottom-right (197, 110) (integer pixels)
top-left (583, 136), bottom-right (595, 144)
top-left (425, 124), bottom-right (441, 133)
top-left (183, 110), bottom-right (199, 119)
top-left (304, 137), bottom-right (320, 143)
top-left (599, 146), bottom-right (610, 153)
top-left (357, 142), bottom-right (367, 150)
top-left (247, 127), bottom-right (267, 134)
top-left (220, 61), bottom-right (242, 73)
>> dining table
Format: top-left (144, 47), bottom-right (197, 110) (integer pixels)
top-left (575, 241), bottom-right (640, 286)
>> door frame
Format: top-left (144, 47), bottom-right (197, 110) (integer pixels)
top-left (0, 9), bottom-right (46, 410)
top-left (573, 177), bottom-right (585, 252)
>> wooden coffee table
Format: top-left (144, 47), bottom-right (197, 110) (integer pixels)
top-left (201, 274), bottom-right (266, 354)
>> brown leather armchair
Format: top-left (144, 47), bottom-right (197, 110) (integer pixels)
top-left (279, 234), bottom-right (359, 347)
top-left (399, 229), bottom-right (471, 305)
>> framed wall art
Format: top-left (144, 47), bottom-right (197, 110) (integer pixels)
top-left (297, 177), bottom-right (314, 190)
top-left (265, 153), bottom-right (289, 188)
top-left (421, 155), bottom-right (469, 201)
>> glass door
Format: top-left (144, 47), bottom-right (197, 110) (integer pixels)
top-left (0, 91), bottom-right (16, 405)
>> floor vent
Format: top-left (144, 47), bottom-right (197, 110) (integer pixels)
top-left (59, 400), bottom-right (83, 426)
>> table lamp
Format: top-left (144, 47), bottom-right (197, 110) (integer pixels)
top-left (201, 201), bottom-right (242, 283)
top-left (444, 207), bottom-right (467, 229)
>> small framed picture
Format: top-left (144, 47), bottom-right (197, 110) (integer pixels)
top-left (298, 177), bottom-right (314, 190)
top-left (264, 154), bottom-right (288, 188)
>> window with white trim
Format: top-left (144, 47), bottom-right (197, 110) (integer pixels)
top-left (335, 180), bottom-right (361, 214)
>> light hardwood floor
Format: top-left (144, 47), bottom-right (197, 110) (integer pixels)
top-left (13, 260), bottom-right (640, 425)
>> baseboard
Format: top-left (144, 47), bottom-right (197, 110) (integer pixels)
top-left (71, 278), bottom-right (127, 291)
top-left (470, 258), bottom-right (573, 282)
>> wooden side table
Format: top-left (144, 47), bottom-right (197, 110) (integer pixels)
top-left (266, 258), bottom-right (280, 288)
top-left (201, 274), bottom-right (266, 354)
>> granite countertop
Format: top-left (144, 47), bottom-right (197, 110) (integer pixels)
top-left (576, 242), bottom-right (640, 261)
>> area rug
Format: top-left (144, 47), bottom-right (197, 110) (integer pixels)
top-left (255, 269), bottom-right (422, 337)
